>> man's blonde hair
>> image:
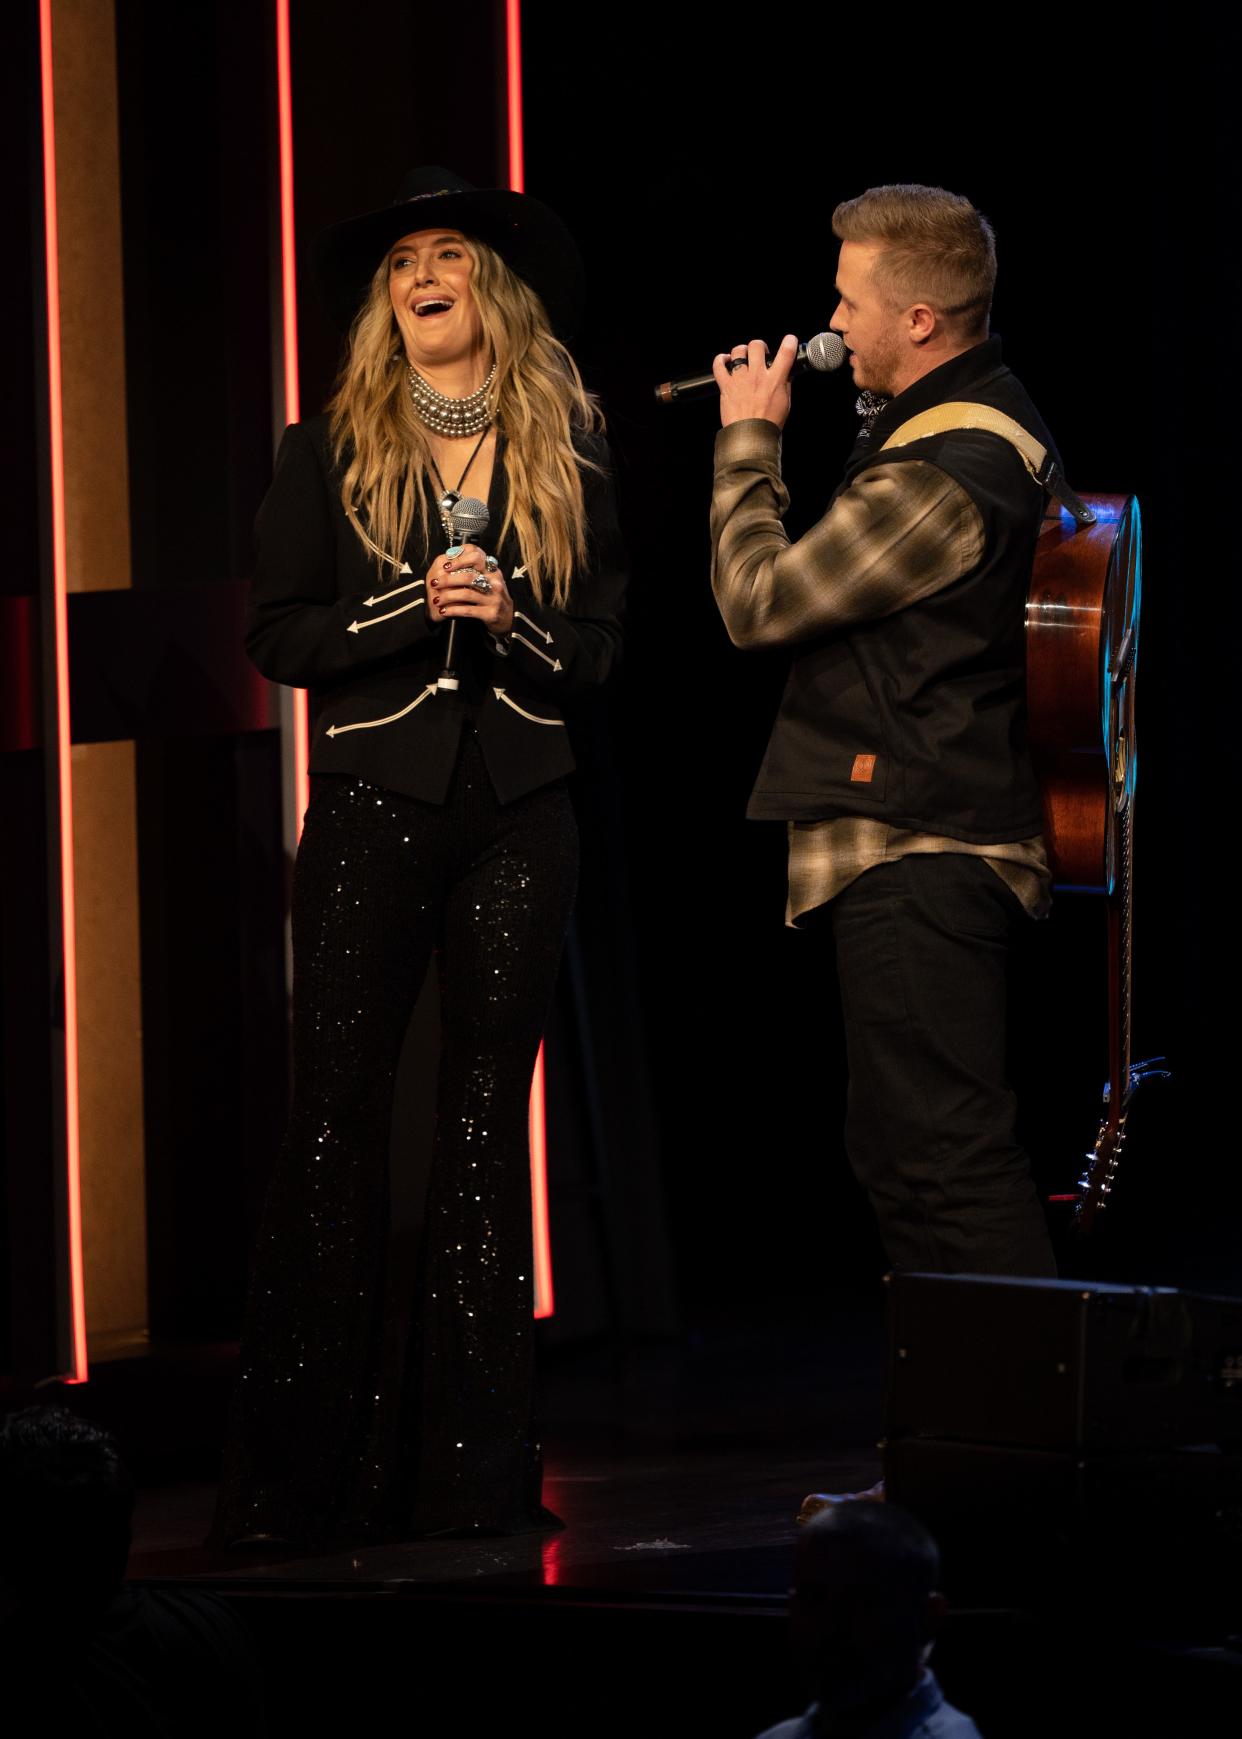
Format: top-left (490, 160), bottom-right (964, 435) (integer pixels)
top-left (832, 184), bottom-right (996, 334)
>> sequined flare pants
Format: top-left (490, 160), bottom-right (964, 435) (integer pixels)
top-left (212, 734), bottom-right (578, 1543)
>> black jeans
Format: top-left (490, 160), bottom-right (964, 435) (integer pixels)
top-left (212, 733), bottom-right (579, 1544)
top-left (829, 853), bottom-right (1055, 1278)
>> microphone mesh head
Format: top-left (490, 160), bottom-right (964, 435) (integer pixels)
top-left (449, 496), bottom-right (490, 541)
top-left (805, 331), bottom-right (846, 373)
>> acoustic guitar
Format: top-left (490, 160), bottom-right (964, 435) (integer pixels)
top-left (878, 405), bottom-right (1159, 1232)
top-left (1026, 496), bottom-right (1158, 1230)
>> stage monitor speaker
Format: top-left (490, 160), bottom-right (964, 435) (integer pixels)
top-left (883, 1273), bottom-right (1242, 1452)
top-left (880, 1274), bottom-right (1242, 1618)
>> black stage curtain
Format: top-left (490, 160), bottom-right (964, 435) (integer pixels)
top-left (522, 3), bottom-right (1237, 1307)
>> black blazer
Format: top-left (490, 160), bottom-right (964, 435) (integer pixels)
top-left (245, 415), bottom-right (627, 804)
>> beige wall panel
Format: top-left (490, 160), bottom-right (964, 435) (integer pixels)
top-left (72, 740), bottom-right (148, 1345)
top-left (53, 0), bottom-right (132, 594)
top-left (55, 1), bottom-right (147, 1350)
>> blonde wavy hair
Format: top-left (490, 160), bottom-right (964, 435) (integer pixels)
top-left (327, 234), bottom-right (602, 607)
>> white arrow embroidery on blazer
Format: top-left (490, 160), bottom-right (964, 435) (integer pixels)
top-left (348, 598), bottom-right (426, 633)
top-left (364, 576), bottom-right (423, 605)
top-left (511, 633), bottom-right (562, 672)
top-left (326, 686), bottom-right (437, 737)
top-left (493, 689), bottom-right (565, 726)
top-left (513, 610), bottom-right (553, 644)
top-left (346, 505), bottom-right (411, 573)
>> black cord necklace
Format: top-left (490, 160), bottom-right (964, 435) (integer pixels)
top-left (427, 427), bottom-right (491, 536)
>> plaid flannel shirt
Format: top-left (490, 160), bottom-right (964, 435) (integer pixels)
top-left (710, 418), bottom-right (1050, 925)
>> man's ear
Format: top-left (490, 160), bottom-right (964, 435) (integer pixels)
top-left (907, 302), bottom-right (938, 346)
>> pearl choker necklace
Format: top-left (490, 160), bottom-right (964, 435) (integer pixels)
top-left (406, 361), bottom-right (496, 438)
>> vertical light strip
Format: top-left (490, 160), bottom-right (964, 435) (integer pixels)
top-left (275, 0), bottom-right (310, 831)
top-left (529, 1042), bottom-right (554, 1319)
top-left (506, 0), bottom-right (525, 194)
top-left (505, 0), bottom-right (552, 1318)
top-left (39, 0), bottom-right (88, 1384)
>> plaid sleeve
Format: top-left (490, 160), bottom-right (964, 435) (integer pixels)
top-left (710, 419), bottom-right (984, 649)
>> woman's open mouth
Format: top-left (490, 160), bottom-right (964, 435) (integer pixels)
top-left (413, 298), bottom-right (454, 320)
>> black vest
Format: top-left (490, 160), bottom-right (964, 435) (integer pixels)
top-left (747, 338), bottom-right (1055, 843)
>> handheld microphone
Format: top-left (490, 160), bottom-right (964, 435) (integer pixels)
top-left (653, 330), bottom-right (846, 404)
top-left (437, 495), bottom-right (490, 693)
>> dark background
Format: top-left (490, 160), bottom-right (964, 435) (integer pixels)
top-left (511, 5), bottom-right (1234, 1308)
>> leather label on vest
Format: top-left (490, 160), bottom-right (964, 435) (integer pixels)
top-left (850, 753), bottom-right (877, 784)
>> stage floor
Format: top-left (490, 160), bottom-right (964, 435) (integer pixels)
top-left (126, 1300), bottom-right (887, 1597)
top-left (129, 1443), bottom-right (879, 1595)
top-left (83, 1299), bottom-right (1242, 1736)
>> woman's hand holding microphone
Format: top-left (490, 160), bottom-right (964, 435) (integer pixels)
top-left (428, 544), bottom-right (515, 637)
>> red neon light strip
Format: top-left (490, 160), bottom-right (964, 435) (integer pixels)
top-left (529, 1042), bottom-right (553, 1318)
top-left (506, 0), bottom-right (525, 194)
top-left (275, 0), bottom-right (310, 831)
top-left (505, 1), bottom-right (552, 1318)
top-left (39, 0), bottom-right (88, 1385)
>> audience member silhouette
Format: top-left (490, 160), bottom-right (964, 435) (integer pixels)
top-left (0, 1406), bottom-right (264, 1735)
top-left (756, 1502), bottom-right (982, 1739)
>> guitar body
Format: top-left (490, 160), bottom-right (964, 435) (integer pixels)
top-left (1026, 495), bottom-right (1143, 1230)
top-left (1026, 494), bottom-right (1140, 891)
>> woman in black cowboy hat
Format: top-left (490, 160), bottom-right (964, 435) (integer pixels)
top-left (212, 168), bottom-right (625, 1546)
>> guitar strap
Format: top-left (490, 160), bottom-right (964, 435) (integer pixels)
top-left (879, 402), bottom-right (1097, 527)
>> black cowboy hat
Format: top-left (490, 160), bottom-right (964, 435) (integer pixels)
top-left (310, 165), bottom-right (585, 340)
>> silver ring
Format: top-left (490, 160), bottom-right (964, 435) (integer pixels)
top-left (484, 555), bottom-right (499, 572)
top-left (470, 574), bottom-right (493, 594)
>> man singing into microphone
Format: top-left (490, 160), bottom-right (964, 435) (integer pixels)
top-left (710, 184), bottom-right (1058, 1286)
